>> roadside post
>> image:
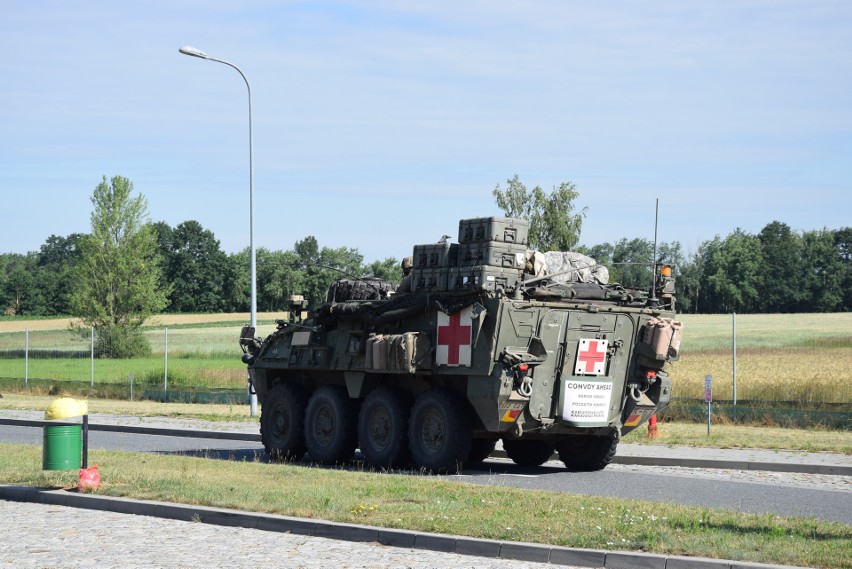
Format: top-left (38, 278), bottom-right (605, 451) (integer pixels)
top-left (705, 374), bottom-right (712, 435)
top-left (647, 414), bottom-right (658, 438)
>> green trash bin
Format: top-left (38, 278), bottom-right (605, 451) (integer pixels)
top-left (43, 424), bottom-right (82, 470)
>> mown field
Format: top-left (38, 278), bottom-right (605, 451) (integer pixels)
top-left (0, 313), bottom-right (287, 389)
top-left (0, 312), bottom-right (850, 405)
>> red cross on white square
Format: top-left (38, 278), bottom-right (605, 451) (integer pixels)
top-left (574, 338), bottom-right (608, 376)
top-left (436, 307), bottom-right (472, 367)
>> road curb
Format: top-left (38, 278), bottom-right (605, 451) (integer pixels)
top-left (0, 486), bottom-right (808, 569)
top-left (6, 418), bottom-right (848, 476)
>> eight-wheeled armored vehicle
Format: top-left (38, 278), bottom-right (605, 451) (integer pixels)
top-left (240, 216), bottom-right (682, 473)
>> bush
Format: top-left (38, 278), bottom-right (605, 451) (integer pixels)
top-left (95, 326), bottom-right (151, 359)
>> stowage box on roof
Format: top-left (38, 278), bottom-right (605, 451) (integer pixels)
top-left (412, 243), bottom-right (458, 268)
top-left (410, 267), bottom-right (450, 292)
top-left (448, 266), bottom-right (522, 293)
top-left (458, 216), bottom-right (529, 245)
top-left (457, 242), bottom-right (527, 269)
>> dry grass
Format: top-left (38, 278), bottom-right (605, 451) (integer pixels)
top-left (0, 312), bottom-right (289, 333)
top-left (0, 393), bottom-right (254, 422)
top-left (675, 347), bottom-right (851, 403)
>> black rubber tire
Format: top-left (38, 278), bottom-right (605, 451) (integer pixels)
top-left (304, 385), bottom-right (359, 465)
top-left (260, 383), bottom-right (308, 461)
top-left (358, 387), bottom-right (412, 468)
top-left (467, 438), bottom-right (497, 463)
top-left (555, 433), bottom-right (618, 471)
top-left (502, 439), bottom-right (555, 466)
top-left (408, 389), bottom-right (472, 474)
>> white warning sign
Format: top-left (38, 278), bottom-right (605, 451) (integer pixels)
top-left (562, 380), bottom-right (613, 423)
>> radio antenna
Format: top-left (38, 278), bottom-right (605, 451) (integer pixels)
top-left (649, 198), bottom-right (660, 306)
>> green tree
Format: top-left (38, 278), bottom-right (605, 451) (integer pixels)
top-left (610, 237), bottom-right (654, 289)
top-left (156, 220), bottom-right (229, 312)
top-left (363, 257), bottom-right (403, 283)
top-left (223, 249), bottom-right (250, 312)
top-left (675, 247), bottom-right (705, 314)
top-left (0, 254), bottom-right (42, 315)
top-left (800, 229), bottom-right (844, 312)
top-left (256, 248), bottom-right (304, 312)
top-left (704, 230), bottom-right (763, 313)
top-left (34, 234), bottom-right (84, 315)
top-left (757, 221), bottom-right (804, 312)
top-left (492, 175), bottom-right (586, 251)
top-left (835, 227), bottom-right (852, 311)
top-left (70, 176), bottom-right (168, 357)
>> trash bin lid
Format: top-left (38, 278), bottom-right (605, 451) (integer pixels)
top-left (45, 397), bottom-right (88, 420)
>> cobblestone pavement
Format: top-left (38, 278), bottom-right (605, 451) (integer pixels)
top-left (0, 501), bottom-right (580, 569)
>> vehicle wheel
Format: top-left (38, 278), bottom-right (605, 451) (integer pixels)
top-left (408, 389), bottom-right (472, 474)
top-left (502, 439), bottom-right (555, 466)
top-left (304, 385), bottom-right (359, 464)
top-left (358, 387), bottom-right (412, 468)
top-left (260, 383), bottom-right (307, 461)
top-left (555, 433), bottom-right (618, 471)
top-left (467, 438), bottom-right (497, 463)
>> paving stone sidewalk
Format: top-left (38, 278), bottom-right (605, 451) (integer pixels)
top-left (1, 500), bottom-right (575, 569)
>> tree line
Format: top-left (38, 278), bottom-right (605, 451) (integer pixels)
top-left (0, 220), bottom-right (400, 318)
top-left (2, 176), bottom-right (850, 321)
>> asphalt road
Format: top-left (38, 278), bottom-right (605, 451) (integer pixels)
top-left (3, 424), bottom-right (850, 525)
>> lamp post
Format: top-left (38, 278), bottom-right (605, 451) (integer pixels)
top-left (180, 45), bottom-right (258, 416)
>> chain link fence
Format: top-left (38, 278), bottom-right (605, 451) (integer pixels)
top-left (1, 317), bottom-right (849, 428)
top-left (0, 323), bottom-right (261, 404)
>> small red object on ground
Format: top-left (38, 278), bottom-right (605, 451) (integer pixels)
top-left (78, 465), bottom-right (100, 492)
top-left (647, 415), bottom-right (658, 438)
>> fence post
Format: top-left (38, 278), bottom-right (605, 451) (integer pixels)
top-left (732, 312), bottom-right (737, 423)
top-left (90, 326), bottom-right (95, 388)
top-left (130, 371), bottom-right (133, 401)
top-left (25, 327), bottom-right (29, 389)
top-left (705, 374), bottom-right (712, 436)
top-left (163, 327), bottom-right (169, 396)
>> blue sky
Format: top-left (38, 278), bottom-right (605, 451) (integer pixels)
top-left (1, 1), bottom-right (850, 263)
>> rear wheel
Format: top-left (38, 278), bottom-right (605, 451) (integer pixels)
top-left (555, 433), bottom-right (618, 471)
top-left (260, 383), bottom-right (307, 461)
top-left (358, 387), bottom-right (412, 468)
top-left (408, 389), bottom-right (472, 474)
top-left (502, 439), bottom-right (555, 466)
top-left (304, 385), bottom-right (359, 464)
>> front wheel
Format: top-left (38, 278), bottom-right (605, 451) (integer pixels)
top-left (555, 433), bottom-right (618, 471)
top-left (304, 385), bottom-right (359, 464)
top-left (408, 389), bottom-right (472, 474)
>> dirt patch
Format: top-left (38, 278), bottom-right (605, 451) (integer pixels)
top-left (0, 312), bottom-right (289, 333)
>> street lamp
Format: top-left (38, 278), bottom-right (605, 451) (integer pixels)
top-left (180, 45), bottom-right (258, 416)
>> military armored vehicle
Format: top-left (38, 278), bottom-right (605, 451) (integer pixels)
top-left (240, 216), bottom-right (682, 474)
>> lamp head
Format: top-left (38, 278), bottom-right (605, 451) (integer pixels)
top-left (179, 45), bottom-right (209, 59)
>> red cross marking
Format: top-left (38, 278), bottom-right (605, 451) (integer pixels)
top-left (437, 312), bottom-right (471, 366)
top-left (578, 340), bottom-right (606, 373)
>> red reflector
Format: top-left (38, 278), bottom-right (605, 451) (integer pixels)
top-left (646, 370), bottom-right (657, 379)
top-left (501, 409), bottom-right (523, 423)
top-left (518, 363), bottom-right (529, 372)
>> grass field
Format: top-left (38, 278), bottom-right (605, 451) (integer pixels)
top-left (1, 312), bottom-right (850, 407)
